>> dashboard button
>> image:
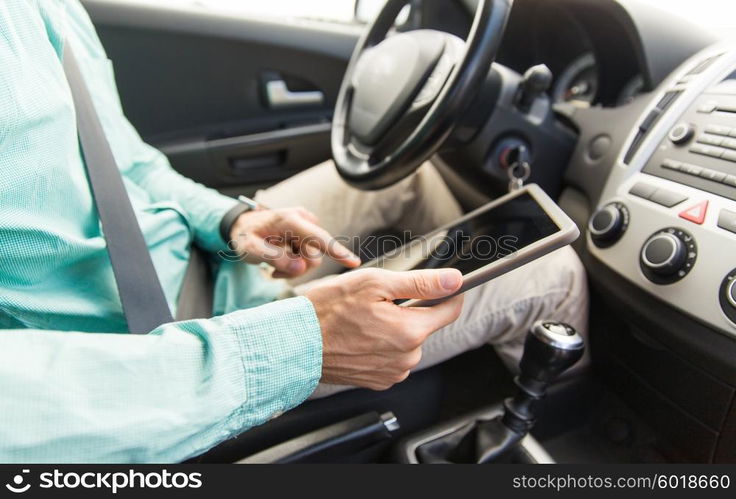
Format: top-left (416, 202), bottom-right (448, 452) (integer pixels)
top-left (669, 123), bottom-right (695, 144)
top-left (699, 169), bottom-right (726, 183)
top-left (706, 124), bottom-right (732, 136)
top-left (680, 163), bottom-right (703, 176)
top-left (690, 143), bottom-right (725, 158)
top-left (629, 182), bottom-right (657, 199)
top-left (697, 134), bottom-right (723, 146)
top-left (698, 101), bottom-right (718, 113)
top-left (650, 189), bottom-right (688, 208)
top-left (729, 279), bottom-right (736, 309)
top-left (679, 200), bottom-right (709, 225)
top-left (722, 150), bottom-right (736, 163)
top-left (718, 209), bottom-right (736, 235)
top-left (661, 159), bottom-right (682, 170)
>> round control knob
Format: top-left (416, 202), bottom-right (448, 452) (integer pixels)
top-left (589, 203), bottom-right (628, 247)
top-left (640, 228), bottom-right (697, 284)
top-left (719, 271), bottom-right (736, 326)
top-left (669, 123), bottom-right (695, 145)
top-left (641, 233), bottom-right (687, 276)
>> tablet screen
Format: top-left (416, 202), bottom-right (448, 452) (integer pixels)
top-left (376, 192), bottom-right (561, 275)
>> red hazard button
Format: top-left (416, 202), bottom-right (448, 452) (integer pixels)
top-left (679, 200), bottom-right (709, 225)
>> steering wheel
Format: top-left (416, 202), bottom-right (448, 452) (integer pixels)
top-left (332, 0), bottom-right (512, 190)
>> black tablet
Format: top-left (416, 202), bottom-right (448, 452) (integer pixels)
top-left (361, 184), bottom-right (580, 306)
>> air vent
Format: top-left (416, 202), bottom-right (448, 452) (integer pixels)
top-left (686, 54), bottom-right (721, 76)
top-left (624, 90), bottom-right (683, 164)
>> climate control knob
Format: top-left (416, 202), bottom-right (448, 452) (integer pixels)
top-left (589, 203), bottom-right (629, 247)
top-left (640, 228), bottom-right (697, 284)
top-left (642, 234), bottom-right (686, 274)
top-left (720, 270), bottom-right (736, 326)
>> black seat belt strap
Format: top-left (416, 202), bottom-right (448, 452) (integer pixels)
top-left (63, 45), bottom-right (174, 333)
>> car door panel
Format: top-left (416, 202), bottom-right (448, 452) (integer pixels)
top-left (82, 0), bottom-right (359, 192)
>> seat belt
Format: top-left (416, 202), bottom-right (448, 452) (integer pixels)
top-left (63, 45), bottom-right (174, 334)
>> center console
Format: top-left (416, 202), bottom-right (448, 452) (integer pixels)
top-left (589, 44), bottom-right (736, 338)
top-left (586, 44), bottom-right (736, 462)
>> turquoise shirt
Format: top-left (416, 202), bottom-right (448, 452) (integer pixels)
top-left (0, 0), bottom-right (322, 462)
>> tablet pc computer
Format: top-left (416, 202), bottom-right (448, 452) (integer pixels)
top-left (361, 184), bottom-right (580, 307)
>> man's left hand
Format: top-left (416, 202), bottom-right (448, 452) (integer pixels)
top-left (229, 207), bottom-right (362, 278)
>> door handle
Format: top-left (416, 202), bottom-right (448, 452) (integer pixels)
top-left (265, 80), bottom-right (324, 109)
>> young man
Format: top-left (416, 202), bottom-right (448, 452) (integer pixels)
top-left (0, 0), bottom-right (587, 462)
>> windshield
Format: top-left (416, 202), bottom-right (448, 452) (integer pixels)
top-left (106, 0), bottom-right (736, 37)
top-left (639, 0), bottom-right (736, 38)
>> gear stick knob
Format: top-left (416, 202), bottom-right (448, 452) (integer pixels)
top-left (416, 321), bottom-right (584, 463)
top-left (520, 321), bottom-right (585, 384)
top-left (502, 321), bottom-right (584, 434)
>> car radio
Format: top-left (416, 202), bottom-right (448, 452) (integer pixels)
top-left (642, 90), bottom-right (736, 202)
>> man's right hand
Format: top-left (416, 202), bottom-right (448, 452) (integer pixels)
top-left (305, 268), bottom-right (464, 391)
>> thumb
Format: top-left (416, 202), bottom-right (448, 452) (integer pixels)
top-left (385, 269), bottom-right (463, 301)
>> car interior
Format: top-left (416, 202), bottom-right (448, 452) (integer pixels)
top-left (80, 0), bottom-right (736, 463)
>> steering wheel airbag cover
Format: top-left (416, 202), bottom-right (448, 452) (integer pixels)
top-left (349, 31), bottom-right (446, 146)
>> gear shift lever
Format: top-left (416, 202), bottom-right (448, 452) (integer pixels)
top-left (415, 320), bottom-right (584, 463)
top-left (503, 321), bottom-right (585, 433)
top-left (475, 321), bottom-right (584, 462)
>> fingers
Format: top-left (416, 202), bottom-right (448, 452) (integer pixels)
top-left (242, 237), bottom-right (309, 277)
top-left (278, 214), bottom-right (362, 269)
top-left (383, 268), bottom-right (463, 300)
top-left (295, 207), bottom-right (320, 225)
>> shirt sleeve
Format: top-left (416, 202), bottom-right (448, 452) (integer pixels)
top-left (0, 296), bottom-right (323, 464)
top-left (118, 128), bottom-right (241, 253)
top-left (64, 1), bottom-right (242, 253)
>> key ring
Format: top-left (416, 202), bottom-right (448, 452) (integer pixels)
top-left (508, 161), bottom-right (531, 192)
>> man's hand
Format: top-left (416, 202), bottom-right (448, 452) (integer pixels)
top-left (229, 207), bottom-right (361, 278)
top-left (306, 268), bottom-right (464, 391)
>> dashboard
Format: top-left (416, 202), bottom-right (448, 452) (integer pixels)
top-left (588, 44), bottom-right (736, 338)
top-left (433, 0), bottom-right (736, 340)
top-left (494, 0), bottom-right (646, 108)
top-left (551, 53), bottom-right (645, 107)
